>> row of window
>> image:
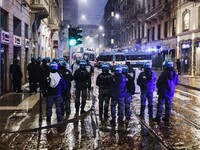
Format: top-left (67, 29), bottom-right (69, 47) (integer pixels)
top-left (1, 8), bottom-right (29, 38)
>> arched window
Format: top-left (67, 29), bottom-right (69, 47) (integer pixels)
top-left (183, 10), bottom-right (190, 31)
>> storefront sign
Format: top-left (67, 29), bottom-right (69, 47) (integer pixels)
top-left (182, 43), bottom-right (190, 49)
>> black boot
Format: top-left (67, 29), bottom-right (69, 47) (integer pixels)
top-left (81, 99), bottom-right (86, 114)
top-left (148, 106), bottom-right (153, 119)
top-left (139, 106), bottom-right (145, 118)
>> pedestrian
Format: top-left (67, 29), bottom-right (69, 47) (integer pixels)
top-left (110, 65), bottom-right (126, 124)
top-left (27, 58), bottom-right (38, 93)
top-left (122, 65), bottom-right (135, 120)
top-left (43, 61), bottom-right (67, 123)
top-left (74, 60), bottom-right (91, 114)
top-left (137, 62), bottom-right (156, 119)
top-left (153, 59), bottom-right (178, 122)
top-left (58, 60), bottom-right (73, 116)
top-left (126, 61), bottom-right (135, 79)
top-left (9, 59), bottom-right (23, 93)
top-left (96, 63), bottom-right (112, 119)
top-left (86, 60), bottom-right (94, 98)
top-left (176, 58), bottom-right (181, 75)
top-left (39, 58), bottom-right (50, 94)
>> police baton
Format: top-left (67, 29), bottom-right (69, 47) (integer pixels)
top-left (39, 90), bottom-right (43, 123)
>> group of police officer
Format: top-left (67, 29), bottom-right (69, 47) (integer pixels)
top-left (39, 59), bottom-right (92, 124)
top-left (96, 59), bottom-right (178, 124)
top-left (30, 57), bottom-right (178, 124)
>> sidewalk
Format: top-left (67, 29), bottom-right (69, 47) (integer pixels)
top-left (0, 84), bottom-right (93, 133)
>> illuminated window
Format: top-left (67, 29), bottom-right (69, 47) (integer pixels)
top-left (111, 39), bottom-right (114, 44)
top-left (183, 11), bottom-right (190, 31)
top-left (111, 12), bottom-right (114, 17)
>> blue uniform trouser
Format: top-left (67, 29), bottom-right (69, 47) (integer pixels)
top-left (156, 96), bottom-right (173, 119)
top-left (125, 93), bottom-right (132, 118)
top-left (75, 88), bottom-right (87, 111)
top-left (98, 89), bottom-right (110, 117)
top-left (111, 97), bottom-right (125, 120)
top-left (62, 92), bottom-right (71, 115)
top-left (140, 90), bottom-right (153, 117)
top-left (46, 95), bottom-right (63, 119)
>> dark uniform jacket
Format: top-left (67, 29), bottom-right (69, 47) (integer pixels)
top-left (157, 67), bottom-right (178, 98)
top-left (10, 64), bottom-right (23, 79)
top-left (96, 72), bottom-right (112, 89)
top-left (123, 73), bottom-right (135, 95)
top-left (59, 68), bottom-right (73, 92)
top-left (74, 68), bottom-right (91, 90)
top-left (137, 69), bottom-right (156, 91)
top-left (43, 71), bottom-right (67, 96)
top-left (110, 73), bottom-right (127, 98)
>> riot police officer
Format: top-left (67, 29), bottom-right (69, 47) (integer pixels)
top-left (137, 62), bottom-right (156, 119)
top-left (153, 60), bottom-right (178, 122)
top-left (110, 65), bottom-right (126, 124)
top-left (121, 65), bottom-right (135, 120)
top-left (58, 60), bottom-right (73, 116)
top-left (74, 60), bottom-right (91, 114)
top-left (43, 61), bottom-right (67, 123)
top-left (96, 63), bottom-right (112, 119)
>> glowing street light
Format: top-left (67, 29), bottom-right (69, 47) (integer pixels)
top-left (115, 13), bottom-right (120, 19)
top-left (81, 14), bottom-right (86, 20)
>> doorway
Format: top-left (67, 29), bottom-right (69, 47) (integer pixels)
top-left (1, 45), bottom-right (8, 92)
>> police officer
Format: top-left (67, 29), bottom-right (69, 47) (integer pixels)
top-left (153, 60), bottom-right (178, 122)
top-left (58, 60), bottom-right (73, 116)
top-left (9, 59), bottom-right (23, 93)
top-left (43, 61), bottom-right (67, 123)
top-left (121, 65), bottom-right (135, 120)
top-left (96, 63), bottom-right (112, 119)
top-left (137, 62), bottom-right (156, 119)
top-left (27, 58), bottom-right (37, 93)
top-left (110, 65), bottom-right (126, 124)
top-left (74, 60), bottom-right (91, 114)
top-left (86, 60), bottom-right (94, 98)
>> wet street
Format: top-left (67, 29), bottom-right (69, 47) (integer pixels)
top-left (0, 70), bottom-right (200, 149)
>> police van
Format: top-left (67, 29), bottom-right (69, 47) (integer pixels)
top-left (96, 51), bottom-right (126, 67)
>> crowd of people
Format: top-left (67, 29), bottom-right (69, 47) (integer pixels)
top-left (9, 57), bottom-right (178, 124)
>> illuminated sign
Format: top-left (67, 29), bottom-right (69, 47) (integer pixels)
top-left (182, 43), bottom-right (190, 49)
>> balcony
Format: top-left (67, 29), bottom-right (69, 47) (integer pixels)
top-left (26, 0), bottom-right (49, 18)
top-left (48, 18), bottom-right (59, 31)
top-left (146, 2), bottom-right (170, 21)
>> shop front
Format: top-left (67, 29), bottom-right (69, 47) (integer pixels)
top-left (180, 42), bottom-right (191, 74)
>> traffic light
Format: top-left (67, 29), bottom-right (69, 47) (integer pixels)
top-left (68, 27), bottom-right (77, 47)
top-left (75, 27), bottom-right (82, 45)
top-left (68, 26), bottom-right (83, 47)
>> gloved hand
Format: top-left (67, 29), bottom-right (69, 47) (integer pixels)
top-left (43, 91), bottom-right (48, 97)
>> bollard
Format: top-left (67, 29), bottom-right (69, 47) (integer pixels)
top-left (39, 90), bottom-right (42, 123)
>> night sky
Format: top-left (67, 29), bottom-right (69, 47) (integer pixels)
top-left (78, 0), bottom-right (108, 25)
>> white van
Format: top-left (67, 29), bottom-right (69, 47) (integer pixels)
top-left (96, 51), bottom-right (126, 66)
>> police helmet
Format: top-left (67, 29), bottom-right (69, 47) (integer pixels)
top-left (79, 60), bottom-right (86, 68)
top-left (101, 63), bottom-right (110, 72)
top-left (121, 65), bottom-right (129, 73)
top-left (49, 61), bottom-right (58, 70)
top-left (163, 59), bottom-right (173, 68)
top-left (114, 65), bottom-right (122, 73)
top-left (58, 60), bottom-right (66, 67)
top-left (144, 62), bottom-right (152, 69)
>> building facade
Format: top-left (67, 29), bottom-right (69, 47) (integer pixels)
top-left (0, 0), bottom-right (62, 94)
top-left (177, 0), bottom-right (200, 75)
top-left (107, 0), bottom-right (200, 75)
